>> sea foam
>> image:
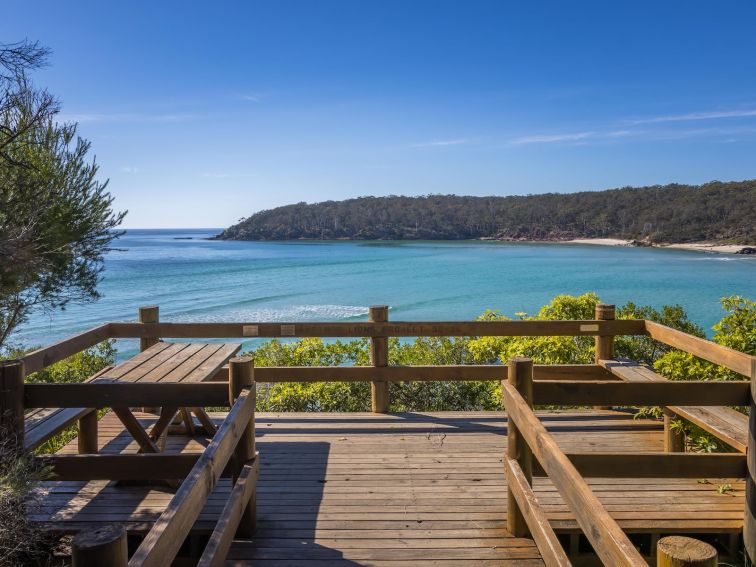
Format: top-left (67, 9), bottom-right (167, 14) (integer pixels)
top-left (169, 304), bottom-right (369, 323)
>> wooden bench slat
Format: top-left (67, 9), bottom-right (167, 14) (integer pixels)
top-left (668, 405), bottom-right (748, 453)
top-left (25, 408), bottom-right (93, 451)
top-left (600, 359), bottom-right (748, 452)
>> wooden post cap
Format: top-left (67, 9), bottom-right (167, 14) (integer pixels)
top-left (369, 305), bottom-right (389, 322)
top-left (595, 304), bottom-right (616, 319)
top-left (657, 535), bottom-right (717, 567)
top-left (72, 524), bottom-right (127, 566)
top-left (138, 305), bottom-right (159, 316)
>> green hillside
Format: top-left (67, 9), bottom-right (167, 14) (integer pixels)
top-left (217, 180), bottom-right (756, 243)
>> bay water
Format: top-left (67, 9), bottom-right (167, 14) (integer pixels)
top-left (14, 229), bottom-right (756, 359)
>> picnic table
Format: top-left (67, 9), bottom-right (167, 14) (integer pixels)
top-left (95, 341), bottom-right (241, 453)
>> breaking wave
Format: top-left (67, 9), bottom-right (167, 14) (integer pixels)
top-left (169, 304), bottom-right (369, 323)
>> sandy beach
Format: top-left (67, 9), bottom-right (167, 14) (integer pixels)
top-left (562, 238), bottom-right (631, 247)
top-left (561, 238), bottom-right (755, 254)
top-left (660, 242), bottom-right (754, 254)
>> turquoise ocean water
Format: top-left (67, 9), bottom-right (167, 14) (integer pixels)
top-left (14, 229), bottom-right (756, 360)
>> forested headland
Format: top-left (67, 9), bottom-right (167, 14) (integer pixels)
top-left (216, 180), bottom-right (756, 243)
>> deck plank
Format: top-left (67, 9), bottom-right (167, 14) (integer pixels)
top-left (29, 410), bottom-right (746, 565)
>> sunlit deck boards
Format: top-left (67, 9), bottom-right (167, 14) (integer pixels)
top-left (30, 410), bottom-right (744, 565)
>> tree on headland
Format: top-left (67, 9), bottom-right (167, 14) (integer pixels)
top-left (0, 40), bottom-right (125, 350)
top-left (217, 184), bottom-right (756, 243)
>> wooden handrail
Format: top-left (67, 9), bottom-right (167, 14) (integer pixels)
top-left (533, 380), bottom-right (749, 406)
top-left (563, 451), bottom-right (745, 478)
top-left (502, 380), bottom-right (647, 566)
top-left (251, 363), bottom-right (614, 383)
top-left (128, 386), bottom-right (255, 567)
top-left (645, 320), bottom-right (755, 378)
top-left (109, 318), bottom-right (646, 338)
top-left (18, 324), bottom-right (111, 376)
top-left (503, 455), bottom-right (572, 567)
top-left (197, 458), bottom-right (259, 567)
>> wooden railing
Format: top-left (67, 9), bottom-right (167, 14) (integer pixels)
top-left (2, 303), bottom-right (755, 565)
top-left (501, 352), bottom-right (753, 567)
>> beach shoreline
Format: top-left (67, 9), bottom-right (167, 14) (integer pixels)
top-left (556, 238), bottom-right (755, 254)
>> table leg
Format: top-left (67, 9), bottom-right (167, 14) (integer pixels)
top-left (149, 406), bottom-right (180, 442)
top-left (180, 408), bottom-right (196, 436)
top-left (112, 407), bottom-right (159, 453)
top-left (190, 407), bottom-right (218, 437)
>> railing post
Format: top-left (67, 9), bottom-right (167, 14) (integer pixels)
top-left (594, 304), bottom-right (615, 411)
top-left (139, 305), bottom-right (160, 352)
top-left (745, 360), bottom-right (756, 563)
top-left (506, 356), bottom-right (533, 538)
top-left (229, 357), bottom-right (256, 537)
top-left (594, 303), bottom-right (615, 362)
top-left (78, 411), bottom-right (99, 454)
top-left (0, 360), bottom-right (25, 453)
top-left (139, 306), bottom-right (160, 413)
top-left (663, 409), bottom-right (685, 453)
top-left (370, 305), bottom-right (389, 413)
top-left (657, 535), bottom-right (717, 566)
top-left (72, 524), bottom-right (127, 567)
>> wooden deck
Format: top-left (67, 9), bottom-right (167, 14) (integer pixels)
top-left (29, 410), bottom-right (744, 566)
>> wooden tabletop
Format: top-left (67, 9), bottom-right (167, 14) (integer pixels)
top-left (97, 342), bottom-right (241, 384)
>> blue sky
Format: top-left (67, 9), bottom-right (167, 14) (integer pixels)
top-left (3, 1), bottom-right (756, 228)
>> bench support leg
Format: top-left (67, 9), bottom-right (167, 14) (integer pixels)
top-left (78, 411), bottom-right (98, 454)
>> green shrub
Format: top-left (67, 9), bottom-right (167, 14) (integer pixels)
top-left (0, 437), bottom-right (54, 566)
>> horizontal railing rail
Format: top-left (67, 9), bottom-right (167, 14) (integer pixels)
top-left (645, 320), bottom-right (754, 377)
top-left (19, 323), bottom-right (112, 375)
top-left (533, 380), bottom-right (749, 406)
top-left (108, 318), bottom-right (647, 338)
top-left (251, 363), bottom-right (614, 382)
top-left (38, 453), bottom-right (203, 480)
top-left (503, 454), bottom-right (572, 567)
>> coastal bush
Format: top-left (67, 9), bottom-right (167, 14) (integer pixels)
top-left (0, 439), bottom-right (54, 566)
top-left (251, 338), bottom-right (371, 412)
